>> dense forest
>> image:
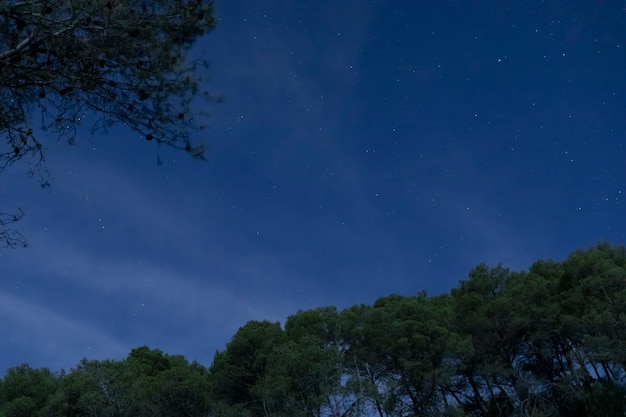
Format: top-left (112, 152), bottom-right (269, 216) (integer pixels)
top-left (2, 243), bottom-right (625, 417)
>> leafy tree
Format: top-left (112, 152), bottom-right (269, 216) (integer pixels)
top-left (117, 347), bottom-right (212, 417)
top-left (549, 244), bottom-right (626, 416)
top-left (209, 320), bottom-right (284, 416)
top-left (375, 293), bottom-right (454, 417)
top-left (0, 0), bottom-right (218, 247)
top-left (61, 347), bottom-right (212, 417)
top-left (63, 358), bottom-right (124, 417)
top-left (449, 264), bottom-right (522, 417)
top-left (256, 307), bottom-right (355, 417)
top-left (561, 243), bottom-right (626, 378)
top-left (340, 303), bottom-right (391, 417)
top-left (256, 338), bottom-right (343, 417)
top-left (340, 293), bottom-right (456, 417)
top-left (284, 307), bottom-right (342, 348)
top-left (0, 364), bottom-right (59, 417)
top-left (149, 358), bottom-right (212, 417)
top-left (504, 260), bottom-right (564, 416)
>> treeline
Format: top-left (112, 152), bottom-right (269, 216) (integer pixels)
top-left (1, 243), bottom-right (625, 417)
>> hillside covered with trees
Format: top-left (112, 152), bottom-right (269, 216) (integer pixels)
top-left (2, 243), bottom-right (625, 417)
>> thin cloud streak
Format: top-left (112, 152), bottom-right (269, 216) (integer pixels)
top-left (0, 291), bottom-right (127, 372)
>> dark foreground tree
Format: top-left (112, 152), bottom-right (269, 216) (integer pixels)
top-left (1, 0), bottom-right (218, 246)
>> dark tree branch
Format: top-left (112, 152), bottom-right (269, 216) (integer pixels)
top-left (0, 208), bottom-right (28, 248)
top-left (1, 0), bottom-right (219, 248)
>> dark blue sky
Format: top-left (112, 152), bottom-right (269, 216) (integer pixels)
top-left (1, 0), bottom-right (625, 373)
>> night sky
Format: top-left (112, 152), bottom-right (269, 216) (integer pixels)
top-left (1, 0), bottom-right (625, 373)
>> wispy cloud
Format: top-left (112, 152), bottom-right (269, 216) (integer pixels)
top-left (0, 290), bottom-right (127, 372)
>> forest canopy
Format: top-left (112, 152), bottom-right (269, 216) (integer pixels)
top-left (1, 243), bottom-right (625, 417)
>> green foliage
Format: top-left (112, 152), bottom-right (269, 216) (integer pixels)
top-left (264, 308), bottom-right (348, 417)
top-left (2, 243), bottom-right (625, 417)
top-left (208, 320), bottom-right (284, 416)
top-left (0, 347), bottom-right (211, 417)
top-left (0, 364), bottom-right (59, 417)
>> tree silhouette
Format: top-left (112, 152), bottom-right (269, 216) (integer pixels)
top-left (1, 0), bottom-right (219, 247)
